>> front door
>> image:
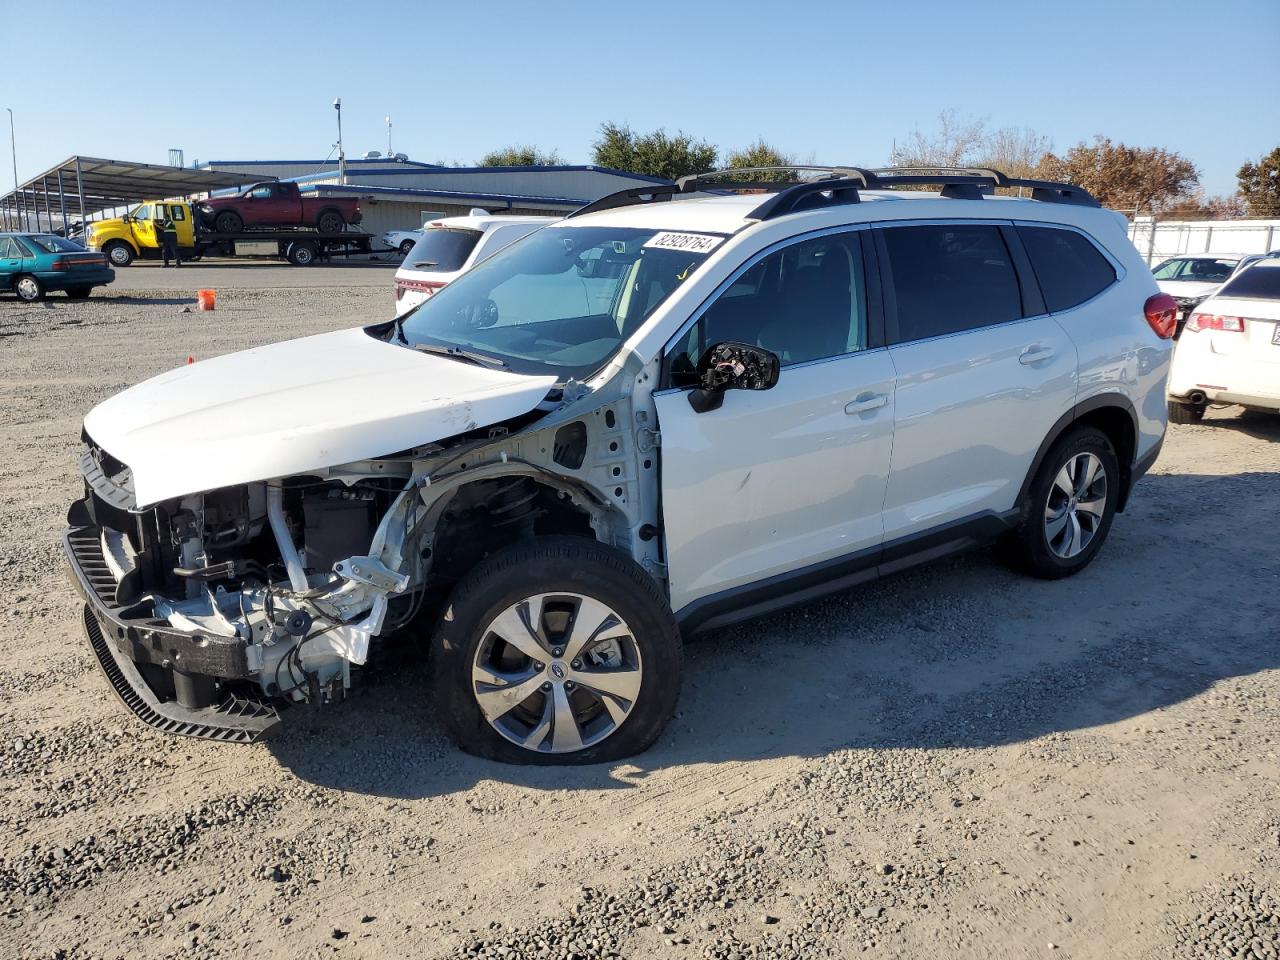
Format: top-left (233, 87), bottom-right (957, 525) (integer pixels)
top-left (0, 236), bottom-right (23, 290)
top-left (653, 228), bottom-right (896, 616)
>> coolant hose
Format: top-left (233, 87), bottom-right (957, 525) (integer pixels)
top-left (266, 483), bottom-right (309, 592)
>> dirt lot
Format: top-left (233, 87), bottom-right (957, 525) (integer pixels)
top-left (1, 275), bottom-right (1277, 960)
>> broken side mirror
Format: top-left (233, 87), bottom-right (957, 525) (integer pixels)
top-left (688, 341), bottom-right (780, 413)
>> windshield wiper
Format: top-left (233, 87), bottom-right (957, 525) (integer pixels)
top-left (412, 342), bottom-right (509, 370)
top-left (412, 260), bottom-right (437, 269)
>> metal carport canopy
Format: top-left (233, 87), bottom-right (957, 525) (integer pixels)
top-left (0, 156), bottom-right (271, 229)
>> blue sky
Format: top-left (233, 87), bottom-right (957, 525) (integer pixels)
top-left (4, 0), bottom-right (1277, 196)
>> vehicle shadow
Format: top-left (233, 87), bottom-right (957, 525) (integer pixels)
top-left (1196, 408), bottom-right (1280, 443)
top-left (95, 295), bottom-right (198, 306)
top-left (268, 469), bottom-right (1280, 798)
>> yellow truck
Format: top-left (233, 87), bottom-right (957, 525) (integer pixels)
top-left (86, 200), bottom-right (198, 267)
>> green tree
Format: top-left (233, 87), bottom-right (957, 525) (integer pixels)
top-left (1035, 136), bottom-right (1199, 215)
top-left (1237, 147), bottom-right (1280, 218)
top-left (724, 139), bottom-right (797, 182)
top-left (592, 123), bottom-right (717, 181)
top-left (479, 145), bottom-right (563, 167)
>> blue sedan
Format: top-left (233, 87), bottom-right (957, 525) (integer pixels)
top-left (0, 232), bottom-right (115, 302)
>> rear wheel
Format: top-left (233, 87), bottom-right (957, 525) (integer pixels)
top-left (1006, 426), bottom-right (1119, 579)
top-left (286, 241), bottom-right (318, 266)
top-left (430, 537), bottom-right (682, 764)
top-left (213, 210), bottom-right (243, 234)
top-left (14, 275), bottom-right (43, 302)
top-left (65, 286), bottom-right (92, 299)
top-left (104, 241), bottom-right (134, 267)
top-left (1167, 400), bottom-right (1205, 424)
top-left (317, 209), bottom-right (346, 233)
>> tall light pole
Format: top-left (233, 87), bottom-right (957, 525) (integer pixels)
top-left (385, 115), bottom-right (392, 159)
top-left (5, 108), bottom-right (17, 231)
top-left (333, 97), bottom-right (346, 184)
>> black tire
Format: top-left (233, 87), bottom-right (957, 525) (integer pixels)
top-left (14, 275), bottom-right (43, 302)
top-left (317, 209), bottom-right (345, 234)
top-left (65, 286), bottom-right (92, 299)
top-left (1006, 426), bottom-right (1120, 580)
top-left (213, 210), bottom-right (243, 234)
top-left (286, 241), bottom-right (318, 266)
top-left (1167, 400), bottom-right (1205, 425)
top-left (104, 241), bottom-right (134, 267)
top-left (430, 536), bottom-right (682, 765)
top-left (398, 239), bottom-right (415, 256)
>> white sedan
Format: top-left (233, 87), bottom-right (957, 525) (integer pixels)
top-left (381, 228), bottom-right (423, 257)
top-left (1167, 258), bottom-right (1280, 423)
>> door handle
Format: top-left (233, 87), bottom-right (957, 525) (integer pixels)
top-left (1019, 345), bottom-right (1056, 365)
top-left (844, 392), bottom-right (889, 415)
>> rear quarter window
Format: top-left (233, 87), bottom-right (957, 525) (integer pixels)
top-left (1019, 226), bottom-right (1117, 312)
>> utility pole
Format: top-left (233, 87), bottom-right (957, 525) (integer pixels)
top-left (386, 115), bottom-right (392, 158)
top-left (5, 108), bottom-right (17, 230)
top-left (333, 97), bottom-right (346, 184)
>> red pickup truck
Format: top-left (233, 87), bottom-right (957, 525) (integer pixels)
top-left (197, 181), bottom-right (362, 234)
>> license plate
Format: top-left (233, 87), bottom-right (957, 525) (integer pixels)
top-left (1273, 324), bottom-right (1280, 346)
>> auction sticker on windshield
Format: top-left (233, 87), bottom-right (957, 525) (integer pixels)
top-left (643, 232), bottom-right (725, 254)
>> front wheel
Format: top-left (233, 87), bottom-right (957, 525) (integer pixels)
top-left (398, 239), bottom-right (415, 256)
top-left (430, 537), bottom-right (682, 764)
top-left (213, 210), bottom-right (243, 234)
top-left (14, 275), bottom-right (43, 302)
top-left (104, 241), bottom-right (134, 267)
top-left (1006, 427), bottom-right (1119, 579)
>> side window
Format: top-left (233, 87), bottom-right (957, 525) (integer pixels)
top-left (250, 186), bottom-right (272, 199)
top-left (170, 205), bottom-right (185, 221)
top-left (668, 231), bottom-right (867, 385)
top-left (881, 224), bottom-right (1022, 343)
top-left (135, 204), bottom-right (152, 221)
top-left (1018, 226), bottom-right (1117, 313)
top-left (0, 238), bottom-right (17, 258)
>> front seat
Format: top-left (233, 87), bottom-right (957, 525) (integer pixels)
top-left (758, 249), bottom-right (853, 364)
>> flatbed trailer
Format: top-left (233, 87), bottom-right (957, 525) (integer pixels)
top-left (193, 228), bottom-right (375, 266)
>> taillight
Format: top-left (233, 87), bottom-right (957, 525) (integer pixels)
top-left (1185, 313), bottom-right (1246, 334)
top-left (1143, 293), bottom-right (1178, 339)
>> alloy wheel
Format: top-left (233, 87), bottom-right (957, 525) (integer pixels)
top-left (471, 593), bottom-right (643, 754)
top-left (1043, 452), bottom-right (1107, 559)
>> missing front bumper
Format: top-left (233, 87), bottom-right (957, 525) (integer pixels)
top-left (64, 524), bottom-right (281, 744)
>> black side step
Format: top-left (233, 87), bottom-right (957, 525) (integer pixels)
top-left (81, 605), bottom-right (281, 744)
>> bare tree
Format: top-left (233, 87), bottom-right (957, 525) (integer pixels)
top-left (890, 110), bottom-right (990, 168)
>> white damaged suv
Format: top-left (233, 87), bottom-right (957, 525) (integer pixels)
top-left (64, 166), bottom-right (1175, 762)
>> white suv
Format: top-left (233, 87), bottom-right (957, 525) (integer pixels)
top-left (393, 212), bottom-right (555, 316)
top-left (63, 166), bottom-right (1174, 762)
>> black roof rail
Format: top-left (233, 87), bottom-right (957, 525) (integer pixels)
top-left (865, 166), bottom-right (1100, 207)
top-left (567, 164), bottom-right (1100, 221)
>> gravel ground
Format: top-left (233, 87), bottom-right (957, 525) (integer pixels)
top-left (0, 277), bottom-right (1277, 960)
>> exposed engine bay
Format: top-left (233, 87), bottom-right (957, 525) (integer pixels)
top-left (66, 383), bottom-right (657, 739)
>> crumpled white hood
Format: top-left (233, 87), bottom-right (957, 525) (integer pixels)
top-left (83, 327), bottom-right (557, 507)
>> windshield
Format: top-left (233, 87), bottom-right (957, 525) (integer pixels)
top-left (26, 234), bottom-right (84, 253)
top-left (1219, 262), bottom-right (1280, 300)
top-left (397, 226), bottom-right (719, 379)
top-left (405, 227), bottom-right (482, 272)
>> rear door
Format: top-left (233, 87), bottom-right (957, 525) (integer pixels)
top-left (654, 227), bottom-right (896, 615)
top-left (164, 204), bottom-right (195, 246)
top-left (876, 221), bottom-right (1079, 546)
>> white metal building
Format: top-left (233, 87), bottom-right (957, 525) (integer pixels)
top-left (1128, 217), bottom-right (1280, 265)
